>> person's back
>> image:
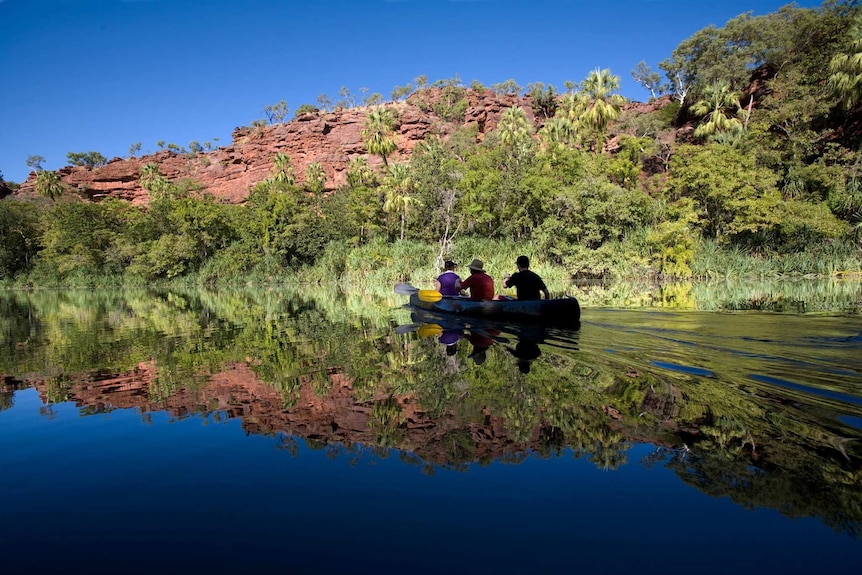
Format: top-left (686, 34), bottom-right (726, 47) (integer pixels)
top-left (460, 259), bottom-right (495, 300)
top-left (503, 256), bottom-right (549, 300)
top-left (435, 260), bottom-right (461, 296)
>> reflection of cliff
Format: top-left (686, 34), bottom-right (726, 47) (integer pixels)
top-left (17, 363), bottom-right (545, 468)
top-left (6, 348), bottom-right (862, 538)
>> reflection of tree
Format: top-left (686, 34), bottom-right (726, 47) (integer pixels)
top-left (2, 288), bottom-right (861, 538)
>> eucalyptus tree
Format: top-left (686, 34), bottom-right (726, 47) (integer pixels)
top-left (409, 137), bottom-right (463, 252)
top-left (491, 79), bottom-right (522, 95)
top-left (67, 151), bottom-right (107, 167)
top-left (391, 83), bottom-right (413, 101)
top-left (631, 61), bottom-right (667, 100)
top-left (362, 107), bottom-right (399, 167)
top-left (691, 80), bottom-right (743, 140)
top-left (528, 82), bottom-right (558, 119)
top-left (382, 162), bottom-right (417, 241)
top-left (337, 86), bottom-right (355, 108)
top-left (26, 155), bottom-right (45, 172)
top-left (263, 100), bottom-right (289, 123)
top-left (581, 68), bottom-right (626, 154)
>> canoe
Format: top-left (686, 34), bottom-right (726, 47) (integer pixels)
top-left (408, 292), bottom-right (581, 328)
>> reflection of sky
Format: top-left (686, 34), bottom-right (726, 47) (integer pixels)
top-left (1, 389), bottom-right (859, 574)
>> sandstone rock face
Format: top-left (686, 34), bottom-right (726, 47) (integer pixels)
top-left (15, 90), bottom-right (657, 205)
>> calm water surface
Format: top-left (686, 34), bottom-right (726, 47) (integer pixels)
top-left (0, 285), bottom-right (860, 574)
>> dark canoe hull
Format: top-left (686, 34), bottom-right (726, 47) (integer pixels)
top-left (409, 293), bottom-right (580, 328)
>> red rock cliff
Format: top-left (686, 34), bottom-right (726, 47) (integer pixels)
top-left (15, 89), bottom-right (664, 205)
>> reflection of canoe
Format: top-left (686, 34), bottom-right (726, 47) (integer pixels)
top-left (409, 293), bottom-right (580, 328)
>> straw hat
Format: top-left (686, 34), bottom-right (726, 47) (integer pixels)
top-left (467, 258), bottom-right (485, 272)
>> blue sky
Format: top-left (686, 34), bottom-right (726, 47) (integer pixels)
top-left (1, 0), bottom-right (823, 183)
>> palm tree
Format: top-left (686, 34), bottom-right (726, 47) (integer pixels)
top-left (35, 170), bottom-right (64, 200)
top-left (346, 156), bottom-right (375, 188)
top-left (581, 68), bottom-right (626, 154)
top-left (382, 163), bottom-right (417, 240)
top-left (362, 107), bottom-right (398, 167)
top-left (691, 80), bottom-right (743, 139)
top-left (497, 106), bottom-right (534, 148)
top-left (139, 163), bottom-right (171, 196)
top-left (538, 117), bottom-right (575, 151)
top-left (305, 162), bottom-right (326, 194)
top-left (271, 153), bottom-right (295, 185)
top-left (828, 16), bottom-right (862, 110)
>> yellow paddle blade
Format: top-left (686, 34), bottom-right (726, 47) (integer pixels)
top-left (418, 289), bottom-right (443, 303)
top-left (417, 324), bottom-right (443, 337)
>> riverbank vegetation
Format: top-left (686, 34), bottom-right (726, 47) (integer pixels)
top-left (1, 1), bottom-right (861, 288)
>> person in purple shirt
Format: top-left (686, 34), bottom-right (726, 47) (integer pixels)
top-left (435, 260), bottom-right (462, 296)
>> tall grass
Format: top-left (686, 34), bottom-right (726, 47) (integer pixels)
top-left (692, 239), bottom-right (862, 279)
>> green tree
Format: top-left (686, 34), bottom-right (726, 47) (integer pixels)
top-left (391, 83), bottom-right (413, 101)
top-left (631, 61), bottom-right (666, 99)
top-left (295, 103), bottom-right (319, 117)
top-left (580, 68), bottom-right (626, 154)
top-left (0, 199), bottom-right (41, 278)
top-left (316, 94), bottom-right (332, 112)
top-left (528, 82), bottom-right (558, 119)
top-left (364, 93), bottom-right (384, 107)
top-left (382, 163), bottom-right (417, 241)
top-left (409, 136), bottom-right (464, 247)
top-left (336, 86), bottom-right (355, 108)
top-left (667, 143), bottom-right (783, 244)
top-left (26, 155), bottom-right (45, 172)
top-left (362, 107), bottom-right (398, 167)
top-left (263, 99), bottom-right (289, 123)
top-left (67, 151), bottom-right (108, 167)
top-left (128, 142), bottom-right (142, 157)
top-left (37, 200), bottom-right (127, 276)
top-left (491, 79), bottom-right (522, 95)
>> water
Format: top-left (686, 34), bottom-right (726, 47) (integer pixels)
top-left (0, 286), bottom-right (860, 574)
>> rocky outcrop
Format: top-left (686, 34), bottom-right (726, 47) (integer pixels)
top-left (15, 89), bottom-right (658, 205)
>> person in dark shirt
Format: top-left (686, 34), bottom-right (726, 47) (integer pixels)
top-left (459, 259), bottom-right (495, 300)
top-left (503, 255), bottom-right (549, 300)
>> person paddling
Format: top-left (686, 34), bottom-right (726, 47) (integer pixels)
top-left (503, 255), bottom-right (549, 300)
